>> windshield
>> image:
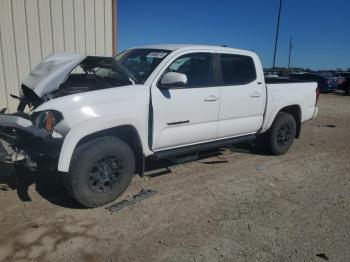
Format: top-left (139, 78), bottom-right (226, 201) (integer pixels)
top-left (70, 56), bottom-right (133, 85)
top-left (115, 49), bottom-right (171, 83)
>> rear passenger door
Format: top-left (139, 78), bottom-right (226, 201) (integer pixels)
top-left (216, 53), bottom-right (266, 138)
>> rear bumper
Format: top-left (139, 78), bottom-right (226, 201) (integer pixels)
top-left (312, 107), bottom-right (319, 119)
top-left (0, 113), bottom-right (63, 166)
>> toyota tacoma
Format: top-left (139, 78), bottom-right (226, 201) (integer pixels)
top-left (0, 45), bottom-right (319, 207)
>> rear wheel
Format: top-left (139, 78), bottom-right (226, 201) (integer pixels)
top-left (267, 112), bottom-right (296, 155)
top-left (63, 136), bottom-right (135, 208)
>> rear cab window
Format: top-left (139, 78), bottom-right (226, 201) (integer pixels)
top-left (218, 54), bottom-right (257, 85)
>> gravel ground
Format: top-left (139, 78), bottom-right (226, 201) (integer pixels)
top-left (0, 93), bottom-right (349, 262)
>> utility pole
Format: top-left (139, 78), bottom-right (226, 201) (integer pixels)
top-left (288, 38), bottom-right (293, 71)
top-left (272, 0), bottom-right (283, 69)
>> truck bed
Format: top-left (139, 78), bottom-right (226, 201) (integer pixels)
top-left (265, 77), bottom-right (314, 84)
top-left (260, 81), bottom-right (318, 133)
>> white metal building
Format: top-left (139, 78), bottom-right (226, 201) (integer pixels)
top-left (0, 0), bottom-right (117, 112)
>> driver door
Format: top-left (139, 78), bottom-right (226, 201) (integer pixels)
top-left (151, 51), bottom-right (220, 151)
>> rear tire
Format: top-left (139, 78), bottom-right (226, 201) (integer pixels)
top-left (63, 136), bottom-right (135, 208)
top-left (267, 112), bottom-right (296, 155)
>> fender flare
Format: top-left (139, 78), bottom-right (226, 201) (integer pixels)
top-left (261, 104), bottom-right (302, 135)
top-left (57, 118), bottom-right (151, 172)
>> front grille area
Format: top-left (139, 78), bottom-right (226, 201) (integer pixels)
top-left (0, 141), bottom-right (7, 162)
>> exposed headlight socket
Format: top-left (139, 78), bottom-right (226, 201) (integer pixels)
top-left (33, 110), bottom-right (63, 133)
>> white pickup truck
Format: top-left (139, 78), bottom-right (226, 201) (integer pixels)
top-left (0, 45), bottom-right (319, 207)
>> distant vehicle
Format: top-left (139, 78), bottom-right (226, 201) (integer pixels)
top-left (289, 73), bottom-right (336, 92)
top-left (333, 72), bottom-right (350, 94)
top-left (264, 71), bottom-right (290, 80)
top-left (317, 71), bottom-right (333, 77)
top-left (264, 72), bottom-right (279, 78)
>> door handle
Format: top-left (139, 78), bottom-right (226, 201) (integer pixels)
top-left (250, 91), bottom-right (261, 98)
top-left (204, 95), bottom-right (219, 102)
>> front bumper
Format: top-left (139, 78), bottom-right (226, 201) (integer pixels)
top-left (0, 113), bottom-right (63, 166)
top-left (0, 139), bottom-right (9, 162)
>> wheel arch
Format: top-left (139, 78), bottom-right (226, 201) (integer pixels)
top-left (58, 125), bottom-right (144, 175)
top-left (278, 105), bottom-right (302, 138)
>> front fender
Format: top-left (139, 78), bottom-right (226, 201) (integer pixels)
top-left (57, 116), bottom-right (151, 172)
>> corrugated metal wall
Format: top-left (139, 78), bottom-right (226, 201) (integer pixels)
top-left (0, 0), bottom-right (116, 112)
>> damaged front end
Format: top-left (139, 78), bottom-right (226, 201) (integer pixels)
top-left (0, 109), bottom-right (63, 169)
top-left (0, 53), bottom-right (80, 167)
top-left (1, 52), bottom-right (136, 169)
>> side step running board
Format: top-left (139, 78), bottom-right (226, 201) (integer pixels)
top-left (152, 134), bottom-right (256, 160)
top-left (169, 151), bottom-right (199, 164)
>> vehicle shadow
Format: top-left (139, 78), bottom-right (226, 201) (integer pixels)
top-left (0, 142), bottom-right (266, 209)
top-left (0, 163), bottom-right (17, 191)
top-left (0, 161), bottom-right (81, 209)
top-left (145, 142), bottom-right (269, 178)
top-left (144, 148), bottom-right (230, 177)
top-left (229, 141), bottom-right (270, 156)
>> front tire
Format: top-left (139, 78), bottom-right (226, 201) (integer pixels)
top-left (63, 136), bottom-right (135, 208)
top-left (267, 112), bottom-right (296, 155)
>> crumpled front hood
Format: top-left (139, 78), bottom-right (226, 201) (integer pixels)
top-left (22, 53), bottom-right (86, 97)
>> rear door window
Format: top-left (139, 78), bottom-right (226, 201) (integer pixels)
top-left (219, 54), bottom-right (257, 85)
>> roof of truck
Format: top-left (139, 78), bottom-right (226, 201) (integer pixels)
top-left (130, 44), bottom-right (255, 55)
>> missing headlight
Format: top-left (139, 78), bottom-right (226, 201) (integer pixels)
top-left (33, 110), bottom-right (63, 133)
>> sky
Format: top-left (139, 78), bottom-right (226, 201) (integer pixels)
top-left (117, 0), bottom-right (350, 70)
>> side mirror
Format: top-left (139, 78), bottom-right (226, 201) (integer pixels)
top-left (159, 72), bottom-right (187, 89)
